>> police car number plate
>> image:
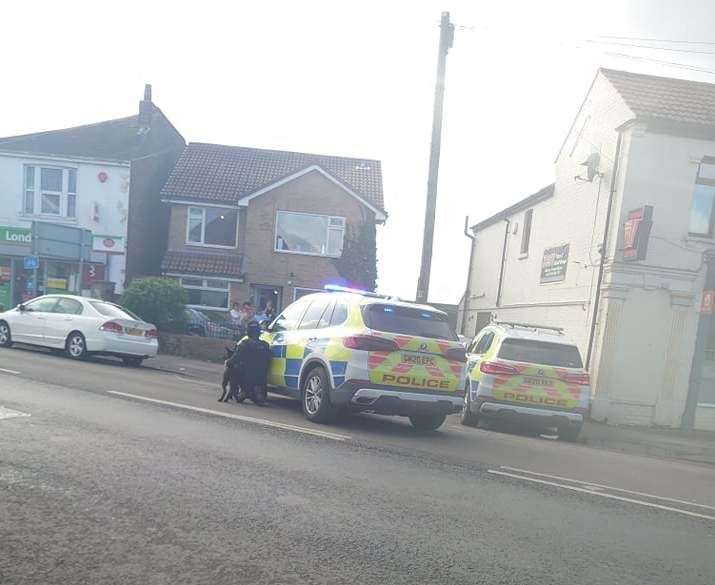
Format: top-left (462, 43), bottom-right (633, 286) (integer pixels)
top-left (401, 353), bottom-right (435, 367)
top-left (523, 377), bottom-right (553, 386)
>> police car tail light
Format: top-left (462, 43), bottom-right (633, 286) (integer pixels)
top-left (99, 321), bottom-right (123, 333)
top-left (445, 347), bottom-right (467, 362)
top-left (561, 371), bottom-right (591, 386)
top-left (343, 335), bottom-right (399, 352)
top-left (480, 361), bottom-right (518, 376)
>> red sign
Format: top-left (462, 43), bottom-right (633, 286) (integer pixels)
top-left (103, 238), bottom-right (116, 249)
top-left (623, 205), bottom-right (654, 261)
top-left (702, 290), bottom-right (715, 315)
top-left (82, 263), bottom-right (106, 287)
top-left (98, 171), bottom-right (108, 183)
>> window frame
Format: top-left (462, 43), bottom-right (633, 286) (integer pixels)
top-left (179, 276), bottom-right (231, 311)
top-left (688, 161), bottom-right (715, 238)
top-left (274, 210), bottom-right (346, 258)
top-left (293, 286), bottom-right (323, 301)
top-left (22, 165), bottom-right (79, 220)
top-left (185, 206), bottom-right (238, 249)
top-left (520, 209), bottom-right (533, 256)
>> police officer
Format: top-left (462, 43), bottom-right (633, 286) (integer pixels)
top-left (220, 321), bottom-right (271, 405)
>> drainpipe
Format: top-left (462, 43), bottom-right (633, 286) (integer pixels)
top-left (461, 216), bottom-right (476, 334)
top-left (496, 218), bottom-right (510, 308)
top-left (585, 131), bottom-right (623, 370)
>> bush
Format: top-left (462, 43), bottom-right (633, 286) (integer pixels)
top-left (120, 277), bottom-right (186, 331)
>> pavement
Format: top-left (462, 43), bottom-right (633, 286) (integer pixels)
top-left (2, 345), bottom-right (715, 584)
top-left (148, 352), bottom-right (715, 467)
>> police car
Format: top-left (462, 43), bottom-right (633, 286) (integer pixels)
top-left (262, 285), bottom-right (467, 430)
top-left (461, 321), bottom-right (590, 440)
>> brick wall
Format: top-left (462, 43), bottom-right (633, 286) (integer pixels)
top-left (159, 332), bottom-right (229, 363)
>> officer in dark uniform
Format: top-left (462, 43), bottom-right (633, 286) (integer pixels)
top-left (219, 321), bottom-right (271, 405)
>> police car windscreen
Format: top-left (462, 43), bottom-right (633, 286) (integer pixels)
top-left (498, 339), bottom-right (583, 368)
top-left (363, 304), bottom-right (457, 340)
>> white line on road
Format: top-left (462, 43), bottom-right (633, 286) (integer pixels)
top-left (0, 367), bottom-right (20, 375)
top-left (106, 391), bottom-right (351, 442)
top-left (487, 469), bottom-right (715, 521)
top-left (0, 406), bottom-right (30, 420)
top-left (499, 465), bottom-right (715, 511)
top-left (173, 375), bottom-right (220, 388)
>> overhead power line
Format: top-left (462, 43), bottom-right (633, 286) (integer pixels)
top-left (598, 34), bottom-right (715, 46)
top-left (587, 39), bottom-right (715, 56)
top-left (604, 52), bottom-right (715, 75)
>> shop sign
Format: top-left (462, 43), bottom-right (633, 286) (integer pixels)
top-left (541, 244), bottom-right (570, 283)
top-left (0, 265), bottom-right (11, 309)
top-left (82, 263), bottom-right (106, 287)
top-left (0, 226), bottom-right (31, 245)
top-left (92, 235), bottom-right (125, 253)
top-left (702, 290), bottom-right (715, 315)
top-left (47, 278), bottom-right (68, 290)
top-left (623, 205), bottom-right (654, 262)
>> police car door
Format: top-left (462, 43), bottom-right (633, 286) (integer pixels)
top-left (265, 298), bottom-right (310, 395)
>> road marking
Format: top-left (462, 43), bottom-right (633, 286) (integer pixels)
top-left (499, 465), bottom-right (715, 511)
top-left (487, 469), bottom-right (715, 521)
top-left (0, 406), bottom-right (30, 420)
top-left (106, 391), bottom-right (351, 442)
top-left (0, 367), bottom-right (20, 375)
top-left (173, 375), bottom-right (220, 388)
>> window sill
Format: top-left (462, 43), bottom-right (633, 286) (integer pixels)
top-left (186, 304), bottom-right (229, 312)
top-left (685, 234), bottom-right (715, 244)
top-left (185, 242), bottom-right (237, 250)
top-left (19, 213), bottom-right (78, 224)
top-left (274, 248), bottom-right (340, 259)
top-left (518, 252), bottom-right (529, 260)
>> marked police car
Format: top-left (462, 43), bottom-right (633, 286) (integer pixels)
top-left (262, 285), bottom-right (467, 430)
top-left (461, 321), bottom-right (590, 440)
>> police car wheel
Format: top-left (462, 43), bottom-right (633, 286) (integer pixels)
top-left (460, 389), bottom-right (479, 427)
top-left (409, 413), bottom-right (447, 432)
top-left (301, 366), bottom-right (335, 423)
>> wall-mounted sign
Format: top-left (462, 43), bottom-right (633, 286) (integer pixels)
top-left (47, 278), bottom-right (68, 291)
top-left (0, 226), bottom-right (32, 245)
top-left (23, 255), bottom-right (39, 270)
top-left (33, 222), bottom-right (92, 261)
top-left (623, 205), bottom-right (654, 262)
top-left (702, 290), bottom-right (715, 315)
top-left (92, 235), bottom-right (124, 253)
top-left (541, 244), bottom-right (570, 283)
top-left (82, 262), bottom-right (106, 287)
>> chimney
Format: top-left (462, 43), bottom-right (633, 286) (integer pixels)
top-left (138, 83), bottom-right (153, 129)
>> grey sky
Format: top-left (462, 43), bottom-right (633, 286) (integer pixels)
top-left (3, 0), bottom-right (715, 302)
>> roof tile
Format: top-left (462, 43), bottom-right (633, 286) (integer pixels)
top-left (161, 250), bottom-right (243, 277)
top-left (161, 142), bottom-right (384, 211)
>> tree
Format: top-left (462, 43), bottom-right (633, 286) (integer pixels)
top-left (333, 221), bottom-right (377, 291)
top-left (120, 277), bottom-right (186, 331)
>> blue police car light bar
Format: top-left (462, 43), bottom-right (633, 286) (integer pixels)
top-left (324, 284), bottom-right (368, 294)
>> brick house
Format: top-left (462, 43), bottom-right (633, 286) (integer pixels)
top-left (160, 143), bottom-right (386, 313)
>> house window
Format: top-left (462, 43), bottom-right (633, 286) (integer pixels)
top-left (180, 277), bottom-right (230, 309)
top-left (23, 165), bottom-right (78, 218)
top-left (275, 211), bottom-right (345, 257)
top-left (521, 209), bottom-right (533, 255)
top-left (293, 287), bottom-right (322, 301)
top-left (187, 207), bottom-right (238, 247)
top-left (689, 161), bottom-right (715, 237)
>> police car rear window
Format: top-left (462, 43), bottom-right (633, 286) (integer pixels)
top-left (363, 304), bottom-right (457, 340)
top-left (498, 339), bottom-right (583, 368)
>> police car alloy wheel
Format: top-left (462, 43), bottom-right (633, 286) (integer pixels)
top-left (0, 322), bottom-right (11, 347)
top-left (301, 367), bottom-right (335, 423)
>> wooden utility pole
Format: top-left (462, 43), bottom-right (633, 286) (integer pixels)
top-left (416, 11), bottom-right (454, 304)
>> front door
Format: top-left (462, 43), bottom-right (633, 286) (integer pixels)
top-left (12, 296), bottom-right (59, 344)
top-left (253, 285), bottom-right (282, 315)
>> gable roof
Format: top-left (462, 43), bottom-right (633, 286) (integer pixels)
top-left (600, 67), bottom-right (715, 128)
top-left (471, 184), bottom-right (555, 233)
top-left (160, 142), bottom-right (385, 213)
top-left (0, 105), bottom-right (185, 161)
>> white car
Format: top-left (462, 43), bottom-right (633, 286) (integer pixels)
top-left (0, 294), bottom-right (158, 366)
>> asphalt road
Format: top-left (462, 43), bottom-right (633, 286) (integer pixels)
top-left (1, 346), bottom-right (714, 584)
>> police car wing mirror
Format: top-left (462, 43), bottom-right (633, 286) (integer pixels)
top-left (262, 321), bottom-right (272, 332)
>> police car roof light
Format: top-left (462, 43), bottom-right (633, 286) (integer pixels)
top-left (323, 284), bottom-right (385, 299)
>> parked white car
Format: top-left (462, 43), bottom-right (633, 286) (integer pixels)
top-left (0, 294), bottom-right (158, 366)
